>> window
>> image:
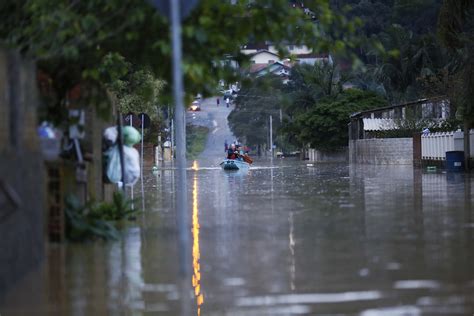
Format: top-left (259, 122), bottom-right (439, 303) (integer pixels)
top-left (268, 60), bottom-right (275, 64)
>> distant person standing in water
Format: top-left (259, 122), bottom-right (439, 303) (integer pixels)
top-left (216, 97), bottom-right (220, 107)
top-left (224, 140), bottom-right (228, 152)
top-left (225, 97), bottom-right (230, 108)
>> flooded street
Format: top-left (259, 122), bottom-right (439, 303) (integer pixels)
top-left (2, 100), bottom-right (474, 316)
top-left (2, 159), bottom-right (474, 315)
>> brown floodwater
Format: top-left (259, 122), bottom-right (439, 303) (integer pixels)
top-left (1, 158), bottom-right (474, 315)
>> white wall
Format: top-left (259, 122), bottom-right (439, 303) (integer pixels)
top-left (308, 148), bottom-right (348, 162)
top-left (298, 57), bottom-right (332, 65)
top-left (241, 48), bottom-right (257, 55)
top-left (250, 51), bottom-right (281, 64)
top-left (350, 138), bottom-right (413, 164)
top-left (268, 44), bottom-right (312, 55)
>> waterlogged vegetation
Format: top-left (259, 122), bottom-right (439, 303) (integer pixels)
top-left (65, 192), bottom-right (137, 241)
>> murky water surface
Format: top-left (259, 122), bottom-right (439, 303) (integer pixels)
top-left (2, 159), bottom-right (474, 315)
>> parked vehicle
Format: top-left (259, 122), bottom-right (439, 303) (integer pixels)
top-left (189, 100), bottom-right (201, 111)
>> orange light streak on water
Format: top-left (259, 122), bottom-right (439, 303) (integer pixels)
top-left (192, 161), bottom-right (204, 315)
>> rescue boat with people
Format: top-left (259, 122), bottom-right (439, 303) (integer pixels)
top-left (221, 143), bottom-right (253, 170)
top-left (220, 158), bottom-right (250, 170)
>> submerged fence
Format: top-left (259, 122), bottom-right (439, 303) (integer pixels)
top-left (421, 130), bottom-right (474, 159)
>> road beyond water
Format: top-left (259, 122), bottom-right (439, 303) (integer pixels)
top-left (187, 96), bottom-right (235, 165)
top-left (1, 99), bottom-right (474, 315)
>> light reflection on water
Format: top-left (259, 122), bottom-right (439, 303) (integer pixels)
top-left (191, 160), bottom-right (204, 315)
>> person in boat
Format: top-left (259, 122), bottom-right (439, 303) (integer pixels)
top-left (227, 144), bottom-right (239, 160)
top-left (237, 145), bottom-right (245, 160)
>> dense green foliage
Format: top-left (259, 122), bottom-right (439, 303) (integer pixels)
top-left (437, 0), bottom-right (474, 123)
top-left (100, 53), bottom-right (165, 115)
top-left (284, 62), bottom-right (347, 113)
top-left (0, 0), bottom-right (360, 108)
top-left (287, 89), bottom-right (385, 149)
top-left (332, 1), bottom-right (446, 104)
top-left (330, 0), bottom-right (442, 36)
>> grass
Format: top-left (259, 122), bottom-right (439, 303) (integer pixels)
top-left (186, 125), bottom-right (209, 159)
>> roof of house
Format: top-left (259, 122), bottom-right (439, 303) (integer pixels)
top-left (248, 50), bottom-right (280, 58)
top-left (296, 53), bottom-right (329, 58)
top-left (242, 43), bottom-right (269, 50)
top-left (351, 96), bottom-right (446, 119)
top-left (249, 63), bottom-right (270, 73)
top-left (251, 62), bottom-right (291, 77)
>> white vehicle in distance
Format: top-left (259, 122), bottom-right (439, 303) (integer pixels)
top-left (189, 100), bottom-right (201, 111)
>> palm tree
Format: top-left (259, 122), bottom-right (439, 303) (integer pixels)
top-left (438, 0), bottom-right (474, 168)
top-left (284, 61), bottom-right (347, 114)
top-left (373, 25), bottom-right (444, 104)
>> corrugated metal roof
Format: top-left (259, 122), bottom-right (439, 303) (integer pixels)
top-left (363, 118), bottom-right (397, 131)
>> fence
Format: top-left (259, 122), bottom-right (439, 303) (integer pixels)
top-left (349, 97), bottom-right (449, 141)
top-left (0, 49), bottom-right (45, 297)
top-left (307, 148), bottom-right (348, 162)
top-left (421, 130), bottom-right (474, 159)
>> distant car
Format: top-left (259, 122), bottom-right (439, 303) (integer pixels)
top-left (190, 100), bottom-right (201, 111)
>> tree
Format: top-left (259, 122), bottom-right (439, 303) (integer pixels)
top-left (100, 53), bottom-right (165, 115)
top-left (0, 0), bottom-right (366, 141)
top-left (438, 0), bottom-right (474, 168)
top-left (277, 61), bottom-right (353, 150)
top-left (286, 89), bottom-right (386, 150)
top-left (284, 61), bottom-right (349, 116)
top-left (228, 75), bottom-right (284, 152)
top-left (332, 0), bottom-right (393, 36)
top-left (393, 0), bottom-right (442, 34)
top-left (371, 25), bottom-right (445, 103)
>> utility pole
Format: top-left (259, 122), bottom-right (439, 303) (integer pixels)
top-left (171, 118), bottom-right (174, 159)
top-left (129, 115), bottom-right (134, 208)
top-left (170, 1), bottom-right (192, 315)
top-left (269, 115), bottom-right (273, 157)
top-left (116, 111), bottom-right (126, 193)
top-left (171, 0), bottom-right (190, 278)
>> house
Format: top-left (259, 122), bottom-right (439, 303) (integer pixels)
top-left (250, 61), bottom-right (291, 82)
top-left (241, 42), bottom-right (270, 55)
top-left (242, 42), bottom-right (314, 60)
top-left (267, 43), bottom-right (313, 56)
top-left (242, 43), bottom-right (331, 67)
top-left (248, 50), bottom-right (281, 65)
top-left (348, 97), bottom-right (452, 165)
top-left (296, 53), bottom-right (332, 65)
